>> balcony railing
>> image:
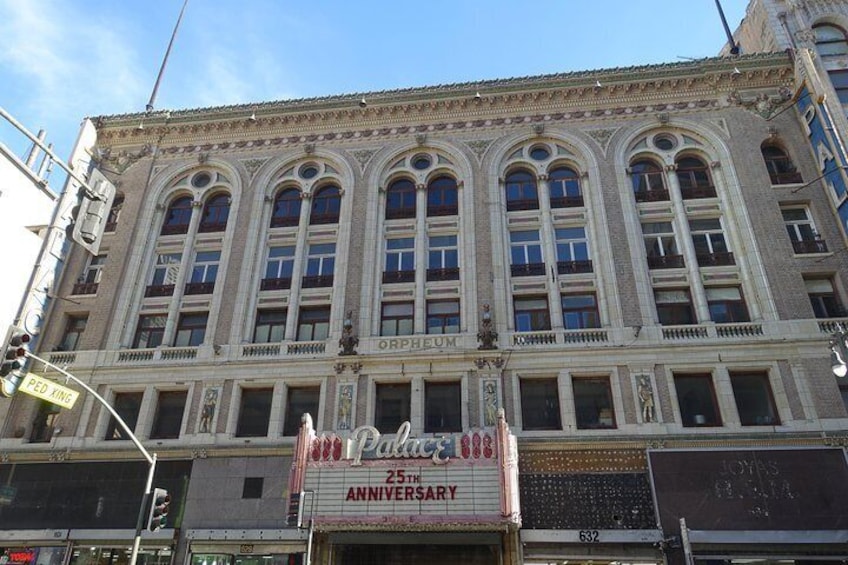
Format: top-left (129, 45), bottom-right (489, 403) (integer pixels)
top-left (506, 199), bottom-right (539, 212)
top-left (792, 239), bottom-right (828, 254)
top-left (696, 252), bottom-right (735, 267)
top-left (769, 171), bottom-right (803, 185)
top-left (557, 260), bottom-right (593, 275)
top-left (385, 207), bottom-right (416, 220)
top-left (426, 267), bottom-right (460, 282)
top-left (71, 282), bottom-right (98, 295)
top-left (145, 284), bottom-right (175, 298)
top-left (260, 277), bottom-right (292, 291)
top-left (198, 222), bottom-right (227, 233)
top-left (160, 224), bottom-right (189, 235)
top-left (550, 195), bottom-right (584, 208)
top-left (301, 274), bottom-right (334, 288)
top-left (287, 341), bottom-right (326, 355)
top-left (680, 185), bottom-right (717, 199)
top-left (647, 254), bottom-right (685, 269)
top-left (309, 213), bottom-right (339, 225)
top-left (511, 263), bottom-right (546, 277)
top-left (270, 216), bottom-right (299, 228)
top-left (427, 204), bottom-right (458, 217)
top-left (634, 189), bottom-right (670, 203)
top-left (513, 331), bottom-right (557, 346)
top-left (383, 270), bottom-right (416, 284)
top-left (184, 281), bottom-right (215, 295)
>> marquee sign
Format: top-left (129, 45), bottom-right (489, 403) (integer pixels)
top-left (287, 413), bottom-right (520, 530)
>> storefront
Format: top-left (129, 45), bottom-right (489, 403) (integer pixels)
top-left (286, 413), bottom-right (522, 565)
top-left (649, 447), bottom-right (848, 565)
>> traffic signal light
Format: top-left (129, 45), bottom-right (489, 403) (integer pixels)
top-left (68, 167), bottom-right (116, 255)
top-left (1, 326), bottom-right (31, 398)
top-left (146, 487), bottom-right (171, 532)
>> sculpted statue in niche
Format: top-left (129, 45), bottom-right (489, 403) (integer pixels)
top-left (637, 375), bottom-right (655, 423)
top-left (337, 384), bottom-right (354, 430)
top-left (483, 379), bottom-right (499, 427)
top-left (199, 387), bottom-right (220, 433)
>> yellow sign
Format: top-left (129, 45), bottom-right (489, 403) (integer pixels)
top-left (19, 373), bottom-right (80, 409)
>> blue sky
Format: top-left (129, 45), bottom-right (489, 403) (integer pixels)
top-left (0, 0), bottom-right (748, 168)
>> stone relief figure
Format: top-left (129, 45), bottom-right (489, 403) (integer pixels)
top-left (337, 384), bottom-right (354, 430)
top-left (483, 380), bottom-right (499, 427)
top-left (199, 388), bottom-right (220, 433)
top-left (637, 375), bottom-right (655, 423)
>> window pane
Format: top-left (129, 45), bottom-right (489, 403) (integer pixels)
top-left (520, 379), bottom-right (561, 430)
top-left (425, 382), bottom-right (462, 433)
top-left (674, 374), bottom-right (721, 427)
top-left (150, 391), bottom-right (187, 439)
top-left (236, 388), bottom-right (273, 437)
top-left (375, 383), bottom-right (411, 433)
top-left (730, 372), bottom-right (779, 426)
top-left (105, 392), bottom-right (143, 440)
top-left (573, 378), bottom-right (615, 430)
top-left (283, 387), bottom-right (320, 436)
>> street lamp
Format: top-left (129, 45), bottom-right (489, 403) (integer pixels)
top-left (830, 326), bottom-right (848, 377)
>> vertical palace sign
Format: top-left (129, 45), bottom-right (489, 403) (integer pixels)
top-left (287, 413), bottom-right (521, 530)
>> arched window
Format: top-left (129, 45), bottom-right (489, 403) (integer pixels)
top-left (505, 169), bottom-right (538, 211)
top-left (427, 176), bottom-right (458, 216)
top-left (310, 185), bottom-right (341, 225)
top-left (814, 23), bottom-right (848, 57)
top-left (161, 196), bottom-right (193, 235)
top-left (385, 178), bottom-right (416, 220)
top-left (271, 188), bottom-right (302, 227)
top-left (630, 159), bottom-right (668, 202)
top-left (675, 156), bottom-right (715, 199)
top-left (548, 167), bottom-right (582, 208)
top-left (199, 193), bottom-right (230, 232)
top-left (761, 144), bottom-right (802, 185)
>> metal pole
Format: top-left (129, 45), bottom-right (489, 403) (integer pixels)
top-left (146, 0), bottom-right (189, 112)
top-left (130, 454), bottom-right (157, 565)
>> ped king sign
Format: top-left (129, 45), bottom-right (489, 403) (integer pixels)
top-left (20, 373), bottom-right (80, 409)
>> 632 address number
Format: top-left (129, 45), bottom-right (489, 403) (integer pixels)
top-left (578, 530), bottom-right (600, 542)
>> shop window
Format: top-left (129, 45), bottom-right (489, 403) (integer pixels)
top-left (427, 176), bottom-right (458, 216)
top-left (424, 381), bottom-right (461, 433)
top-left (555, 227), bottom-right (592, 274)
top-left (174, 312), bottom-right (208, 347)
top-left (254, 309), bottom-right (287, 343)
top-left (426, 300), bottom-right (460, 334)
top-left (383, 237), bottom-right (415, 283)
top-left (510, 230), bottom-right (544, 277)
top-left (655, 289), bottom-right (695, 325)
top-left (514, 296), bottom-right (551, 332)
top-left (188, 555), bottom-right (232, 565)
top-left (236, 388), bottom-right (273, 437)
top-left (520, 378), bottom-right (561, 431)
top-left (375, 383), bottom-right (411, 433)
top-left (310, 185), bottom-right (341, 225)
top-left (762, 144), bottom-right (802, 184)
top-left (674, 373), bottom-right (721, 427)
top-left (561, 294), bottom-right (600, 330)
top-left (161, 196), bottom-right (193, 235)
top-left (386, 178), bottom-right (416, 219)
top-left (630, 159), bottom-right (668, 202)
top-left (690, 218), bottom-right (734, 266)
top-left (573, 377), bottom-right (616, 430)
top-left (150, 390), bottom-right (187, 439)
top-left (806, 277), bottom-right (844, 318)
top-left (261, 246), bottom-right (295, 290)
top-left (57, 315), bottom-right (87, 351)
top-left (643, 221), bottom-right (683, 269)
top-left (271, 188), bottom-right (302, 227)
top-left (105, 391), bottom-right (143, 440)
top-left (505, 169), bottom-right (539, 211)
top-left (427, 234), bottom-right (459, 281)
top-left (283, 386), bottom-right (320, 436)
top-left (199, 193), bottom-right (230, 232)
top-left (296, 306), bottom-right (330, 341)
top-left (133, 314), bottom-right (167, 349)
top-left (243, 477), bottom-right (264, 499)
top-left (303, 243), bottom-right (335, 288)
top-left (706, 287), bottom-right (749, 323)
top-left (381, 302), bottom-right (414, 336)
top-left (186, 250), bottom-right (220, 295)
top-left (548, 166), bottom-right (583, 208)
top-left (676, 156), bottom-right (716, 199)
top-left (729, 372), bottom-right (779, 426)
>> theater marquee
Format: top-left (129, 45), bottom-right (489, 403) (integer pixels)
top-left (287, 413), bottom-right (520, 529)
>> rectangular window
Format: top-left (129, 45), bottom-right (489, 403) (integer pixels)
top-left (424, 381), bottom-right (462, 433)
top-left (555, 227), bottom-right (592, 274)
top-left (297, 306), bottom-right (330, 341)
top-left (520, 378), bottom-right (561, 431)
top-left (283, 386), bottom-right (320, 436)
top-left (514, 296), bottom-right (551, 331)
top-left (428, 235), bottom-right (458, 269)
top-left (262, 246), bottom-right (295, 290)
top-left (105, 391), bottom-right (143, 440)
top-left (186, 250), bottom-right (220, 294)
top-left (151, 253), bottom-right (182, 286)
top-left (782, 208), bottom-right (828, 254)
top-left (642, 222), bottom-right (682, 268)
top-left (706, 287), bottom-right (749, 323)
top-left (29, 400), bottom-right (61, 443)
top-left (84, 254), bottom-right (107, 284)
top-left (133, 314), bottom-right (167, 348)
top-left (375, 383), bottom-right (411, 433)
top-left (730, 372), bottom-right (779, 426)
top-left (806, 277), bottom-right (843, 318)
top-left (150, 390), bottom-right (187, 439)
top-left (174, 312), bottom-right (208, 347)
top-left (254, 309), bottom-right (287, 343)
top-left (561, 294), bottom-right (600, 329)
top-left (381, 302), bottom-right (414, 336)
top-left (384, 238), bottom-right (416, 283)
top-left (690, 218), bottom-right (733, 266)
top-left (655, 289), bottom-right (695, 325)
top-left (58, 316), bottom-right (87, 351)
top-left (674, 373), bottom-right (721, 427)
top-left (573, 377), bottom-right (616, 430)
top-left (303, 243), bottom-right (335, 288)
top-left (242, 477), bottom-right (264, 499)
top-left (828, 69), bottom-right (848, 104)
top-left (510, 230), bottom-right (544, 276)
top-left (427, 300), bottom-right (460, 334)
top-left (236, 388), bottom-right (273, 437)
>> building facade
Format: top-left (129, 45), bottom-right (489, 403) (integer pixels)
top-left (2, 5), bottom-right (848, 565)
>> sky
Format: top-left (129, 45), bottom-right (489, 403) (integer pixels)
top-left (0, 0), bottom-right (749, 175)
